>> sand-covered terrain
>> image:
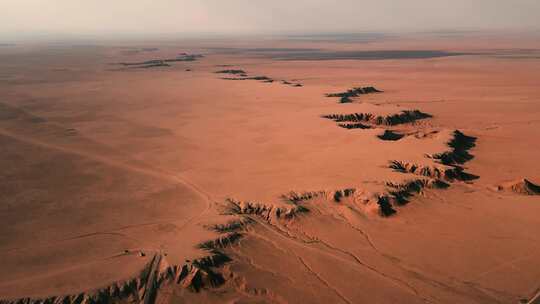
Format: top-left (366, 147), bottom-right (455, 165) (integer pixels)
top-left (1, 33), bottom-right (540, 303)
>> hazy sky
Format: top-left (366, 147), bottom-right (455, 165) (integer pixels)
top-left (1, 0), bottom-right (539, 39)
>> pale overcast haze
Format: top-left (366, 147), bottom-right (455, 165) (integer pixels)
top-left (1, 0), bottom-right (540, 39)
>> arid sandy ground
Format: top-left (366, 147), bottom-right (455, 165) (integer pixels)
top-left (1, 32), bottom-right (540, 303)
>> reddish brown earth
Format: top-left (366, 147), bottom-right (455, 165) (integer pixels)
top-left (1, 33), bottom-right (540, 303)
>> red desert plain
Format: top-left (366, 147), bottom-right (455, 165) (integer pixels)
top-left (1, 32), bottom-right (540, 304)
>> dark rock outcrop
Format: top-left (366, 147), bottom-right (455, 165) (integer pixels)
top-left (117, 54), bottom-right (204, 69)
top-left (496, 178), bottom-right (540, 195)
top-left (378, 130), bottom-right (405, 141)
top-left (323, 110), bottom-right (432, 126)
top-left (215, 69), bottom-right (247, 75)
top-left (326, 86), bottom-right (382, 103)
top-left (429, 130), bottom-right (476, 165)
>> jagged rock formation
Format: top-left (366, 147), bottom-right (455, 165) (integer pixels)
top-left (338, 122), bottom-right (372, 129)
top-left (332, 188), bottom-right (356, 202)
top-left (283, 188), bottom-right (392, 216)
top-left (210, 218), bottom-right (254, 233)
top-left (216, 69), bottom-right (303, 87)
top-left (375, 195), bottom-right (397, 216)
top-left (281, 188), bottom-right (356, 204)
top-left (0, 214), bottom-right (251, 304)
top-left (226, 199), bottom-right (309, 223)
top-left (117, 54), bottom-right (204, 69)
top-left (280, 181), bottom-right (449, 217)
top-left (198, 232), bottom-right (243, 250)
top-left (281, 80), bottom-right (304, 87)
top-left (174, 216), bottom-right (258, 293)
top-left (428, 130), bottom-right (476, 165)
top-left (386, 179), bottom-right (449, 204)
top-left (374, 178), bottom-right (448, 216)
top-left (386, 179), bottom-right (449, 194)
top-left (281, 190), bottom-right (326, 203)
top-left (135, 62), bottom-right (171, 68)
top-left (322, 110), bottom-right (431, 126)
top-left (0, 254), bottom-right (161, 304)
top-left (389, 160), bottom-right (478, 182)
top-left (222, 76), bottom-right (274, 82)
top-left (496, 178), bottom-right (540, 195)
top-left (176, 53), bottom-right (204, 61)
top-left (384, 130), bottom-right (479, 214)
top-left (163, 253), bottom-right (230, 293)
top-left (326, 86), bottom-right (383, 103)
top-left (215, 69), bottom-right (247, 76)
top-left (0, 255), bottom-right (232, 304)
top-left (377, 129), bottom-right (441, 141)
top-left (120, 59), bottom-right (169, 67)
top-left (370, 178), bottom-right (448, 216)
top-left (378, 130), bottom-right (405, 141)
